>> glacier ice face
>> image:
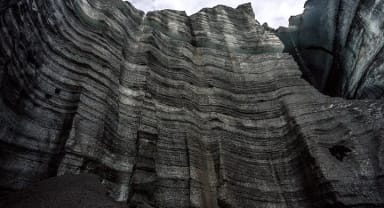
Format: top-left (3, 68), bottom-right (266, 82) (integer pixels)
top-left (0, 0), bottom-right (384, 207)
top-left (277, 0), bottom-right (384, 99)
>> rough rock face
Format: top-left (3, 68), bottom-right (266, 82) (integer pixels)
top-left (0, 0), bottom-right (384, 207)
top-left (277, 0), bottom-right (384, 99)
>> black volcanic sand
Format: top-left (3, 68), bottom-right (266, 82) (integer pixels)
top-left (0, 174), bottom-right (125, 208)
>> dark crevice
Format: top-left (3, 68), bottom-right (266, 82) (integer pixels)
top-left (128, 131), bottom-right (158, 207)
top-left (304, 46), bottom-right (334, 56)
top-left (45, 93), bottom-right (52, 99)
top-left (329, 145), bottom-right (352, 162)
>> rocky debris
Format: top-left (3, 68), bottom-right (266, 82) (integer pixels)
top-left (277, 0), bottom-right (384, 99)
top-left (0, 0), bottom-right (384, 207)
top-left (0, 174), bottom-right (125, 208)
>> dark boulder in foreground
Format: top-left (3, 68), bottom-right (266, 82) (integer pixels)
top-left (0, 0), bottom-right (384, 207)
